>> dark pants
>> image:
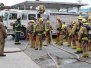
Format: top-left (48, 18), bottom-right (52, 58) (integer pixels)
top-left (15, 32), bottom-right (21, 44)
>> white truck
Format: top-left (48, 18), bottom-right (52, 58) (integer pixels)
top-left (0, 9), bottom-right (79, 39)
top-left (41, 12), bottom-right (79, 35)
top-left (0, 9), bottom-right (37, 39)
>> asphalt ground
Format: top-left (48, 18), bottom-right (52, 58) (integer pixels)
top-left (4, 35), bottom-right (91, 68)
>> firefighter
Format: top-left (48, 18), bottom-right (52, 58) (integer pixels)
top-left (27, 20), bottom-right (35, 48)
top-left (88, 16), bottom-right (91, 51)
top-left (67, 25), bottom-right (72, 47)
top-left (58, 23), bottom-right (67, 45)
top-left (70, 21), bottom-right (77, 49)
top-left (35, 18), bottom-right (45, 50)
top-left (45, 20), bottom-right (52, 45)
top-left (56, 17), bottom-right (62, 44)
top-left (62, 22), bottom-right (67, 43)
top-left (14, 17), bottom-right (21, 45)
top-left (0, 16), bottom-right (7, 56)
top-left (78, 20), bottom-right (89, 58)
top-left (75, 15), bottom-right (83, 54)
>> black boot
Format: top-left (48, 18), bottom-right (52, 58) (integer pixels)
top-left (0, 54), bottom-right (6, 57)
top-left (75, 51), bottom-right (83, 54)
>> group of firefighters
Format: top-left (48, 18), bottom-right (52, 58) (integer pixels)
top-left (0, 14), bottom-right (91, 58)
top-left (55, 15), bottom-right (91, 58)
top-left (27, 18), bottom-right (52, 50)
top-left (26, 15), bottom-right (91, 58)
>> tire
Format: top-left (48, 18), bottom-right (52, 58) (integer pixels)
top-left (20, 27), bottom-right (26, 40)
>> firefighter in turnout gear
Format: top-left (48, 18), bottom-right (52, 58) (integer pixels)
top-left (58, 23), bottom-right (67, 45)
top-left (88, 16), bottom-right (91, 51)
top-left (14, 17), bottom-right (21, 45)
top-left (78, 20), bottom-right (89, 58)
top-left (0, 16), bottom-right (7, 56)
top-left (75, 15), bottom-right (83, 54)
top-left (27, 20), bottom-right (35, 48)
top-left (70, 21), bottom-right (77, 49)
top-left (35, 18), bottom-right (45, 50)
top-left (67, 25), bottom-right (72, 47)
top-left (62, 23), bottom-right (67, 43)
top-left (56, 17), bottom-right (62, 44)
top-left (45, 20), bottom-right (52, 45)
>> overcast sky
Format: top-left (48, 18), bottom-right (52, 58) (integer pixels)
top-left (0, 0), bottom-right (91, 8)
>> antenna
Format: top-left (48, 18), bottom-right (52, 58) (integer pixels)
top-left (78, 0), bottom-right (82, 3)
top-left (36, 0), bottom-right (40, 1)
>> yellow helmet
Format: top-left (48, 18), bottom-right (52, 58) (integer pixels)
top-left (39, 18), bottom-right (43, 22)
top-left (83, 23), bottom-right (88, 25)
top-left (78, 15), bottom-right (83, 20)
top-left (62, 24), bottom-right (67, 29)
top-left (72, 21), bottom-right (76, 25)
top-left (82, 18), bottom-right (87, 23)
top-left (88, 16), bottom-right (91, 20)
top-left (46, 20), bottom-right (50, 24)
top-left (30, 20), bottom-right (35, 23)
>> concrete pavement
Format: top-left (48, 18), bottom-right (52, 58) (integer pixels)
top-left (0, 47), bottom-right (40, 68)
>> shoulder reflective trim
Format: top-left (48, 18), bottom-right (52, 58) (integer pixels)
top-left (15, 30), bottom-right (21, 32)
top-left (15, 24), bottom-right (20, 27)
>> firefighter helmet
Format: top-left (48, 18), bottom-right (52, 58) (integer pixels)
top-left (78, 15), bottom-right (83, 20)
top-left (62, 24), bottom-right (67, 29)
top-left (46, 20), bottom-right (50, 24)
top-left (88, 16), bottom-right (91, 20)
top-left (39, 18), bottom-right (43, 22)
top-left (82, 18), bottom-right (87, 23)
top-left (36, 5), bottom-right (45, 14)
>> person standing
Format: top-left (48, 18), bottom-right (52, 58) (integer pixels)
top-left (35, 18), bottom-right (45, 50)
top-left (45, 20), bottom-right (52, 46)
top-left (56, 17), bottom-right (62, 44)
top-left (0, 16), bottom-right (7, 56)
top-left (14, 17), bottom-right (21, 45)
top-left (27, 20), bottom-right (35, 48)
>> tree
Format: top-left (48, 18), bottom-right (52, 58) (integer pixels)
top-left (0, 3), bottom-right (4, 10)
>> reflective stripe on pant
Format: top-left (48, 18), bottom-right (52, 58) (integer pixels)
top-left (81, 41), bottom-right (89, 57)
top-left (76, 41), bottom-right (82, 52)
top-left (15, 32), bottom-right (20, 43)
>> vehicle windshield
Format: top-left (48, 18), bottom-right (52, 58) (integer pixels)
top-left (9, 13), bottom-right (17, 20)
top-left (28, 14), bottom-right (36, 20)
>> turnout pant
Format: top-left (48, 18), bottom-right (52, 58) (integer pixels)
top-left (15, 32), bottom-right (21, 44)
top-left (0, 39), bottom-right (5, 55)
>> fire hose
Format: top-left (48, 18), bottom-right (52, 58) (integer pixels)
top-left (49, 31), bottom-right (91, 64)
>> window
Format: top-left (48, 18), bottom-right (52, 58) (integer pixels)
top-left (59, 8), bottom-right (67, 12)
top-left (28, 14), bottom-right (36, 20)
top-left (9, 13), bottom-right (17, 20)
top-left (22, 13), bottom-right (27, 20)
top-left (3, 13), bottom-right (8, 21)
top-left (68, 7), bottom-right (78, 13)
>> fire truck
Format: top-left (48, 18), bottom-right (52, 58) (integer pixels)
top-left (0, 9), bottom-right (79, 39)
